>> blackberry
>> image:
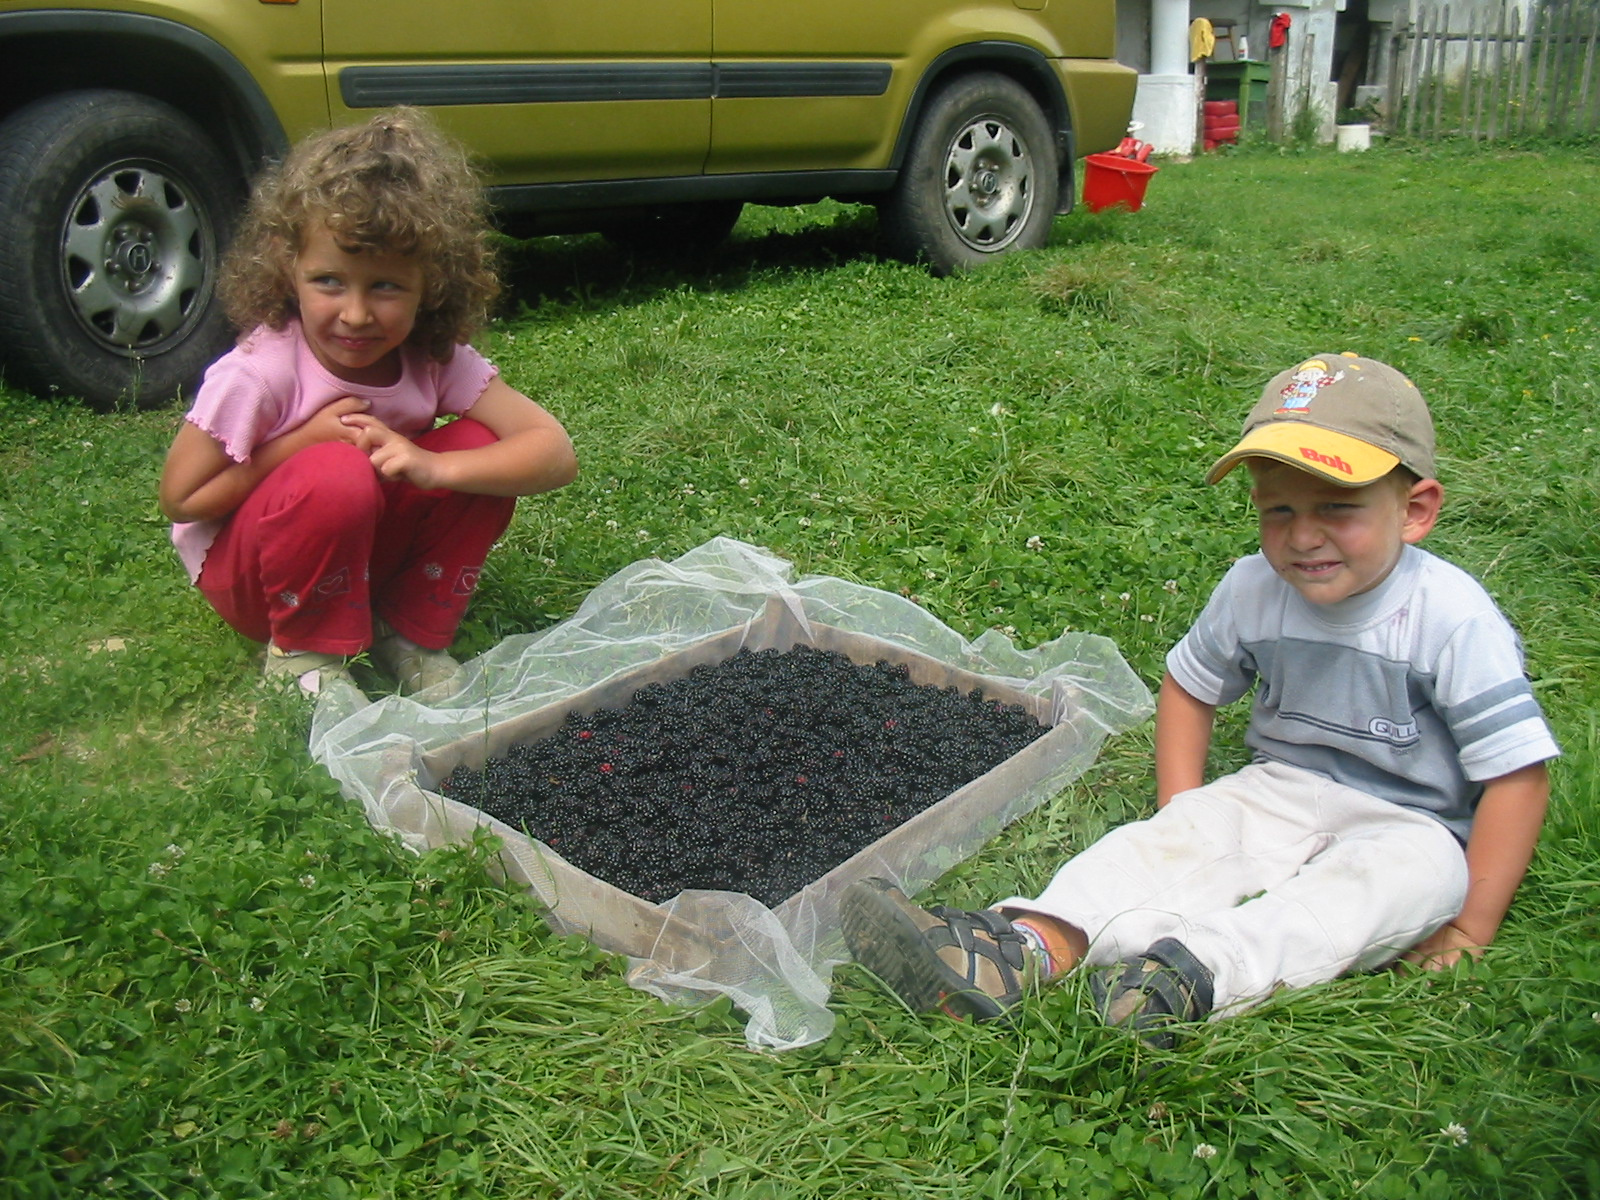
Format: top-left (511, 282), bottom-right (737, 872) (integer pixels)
top-left (439, 645), bottom-right (1047, 907)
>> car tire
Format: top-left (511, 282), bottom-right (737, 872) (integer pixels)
top-left (0, 90), bottom-right (239, 410)
top-left (601, 201), bottom-right (744, 261)
top-left (879, 73), bottom-right (1060, 276)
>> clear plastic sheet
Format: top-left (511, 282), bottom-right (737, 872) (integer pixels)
top-left (310, 537), bottom-right (1154, 1049)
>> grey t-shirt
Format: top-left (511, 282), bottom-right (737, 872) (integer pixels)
top-left (1166, 545), bottom-right (1559, 841)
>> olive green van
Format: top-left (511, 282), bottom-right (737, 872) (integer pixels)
top-left (0, 0), bottom-right (1135, 408)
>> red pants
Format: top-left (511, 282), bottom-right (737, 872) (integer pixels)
top-left (197, 418), bottom-right (515, 654)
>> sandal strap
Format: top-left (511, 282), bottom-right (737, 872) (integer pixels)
top-left (1143, 937), bottom-right (1214, 1018)
top-left (1093, 936), bottom-right (1215, 1037)
top-left (923, 905), bottom-right (1029, 1000)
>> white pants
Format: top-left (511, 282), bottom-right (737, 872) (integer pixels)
top-left (997, 761), bottom-right (1470, 1014)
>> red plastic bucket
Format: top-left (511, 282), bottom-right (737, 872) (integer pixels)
top-left (1082, 152), bottom-right (1160, 213)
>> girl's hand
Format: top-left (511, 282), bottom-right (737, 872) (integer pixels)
top-left (342, 413), bottom-right (444, 488)
top-left (160, 396), bottom-right (369, 523)
top-left (1400, 922), bottom-right (1482, 971)
top-left (304, 396), bottom-right (371, 445)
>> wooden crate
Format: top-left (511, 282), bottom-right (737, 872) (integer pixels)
top-left (382, 598), bottom-right (1107, 973)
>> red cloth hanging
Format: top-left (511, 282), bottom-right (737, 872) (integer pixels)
top-left (1269, 11), bottom-right (1292, 49)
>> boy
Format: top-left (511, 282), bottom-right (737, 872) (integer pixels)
top-left (841, 353), bottom-right (1559, 1043)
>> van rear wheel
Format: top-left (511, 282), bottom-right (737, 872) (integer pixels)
top-left (0, 90), bottom-right (235, 409)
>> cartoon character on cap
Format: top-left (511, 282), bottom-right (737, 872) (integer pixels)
top-left (1276, 358), bottom-right (1343, 413)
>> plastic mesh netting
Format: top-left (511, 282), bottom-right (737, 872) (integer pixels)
top-left (310, 538), bottom-right (1153, 1049)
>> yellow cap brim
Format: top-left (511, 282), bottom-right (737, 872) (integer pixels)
top-left (1206, 422), bottom-right (1400, 486)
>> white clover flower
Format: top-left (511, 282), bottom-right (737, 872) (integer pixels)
top-left (1442, 1122), bottom-right (1469, 1146)
top-left (809, 492), bottom-right (822, 501)
top-left (1026, 535), bottom-right (1044, 550)
top-left (298, 874), bottom-right (316, 888)
top-left (148, 861), bottom-right (171, 878)
top-left (1119, 592), bottom-right (1132, 603)
top-left (173, 998), bottom-right (193, 1014)
top-left (605, 519), bottom-right (619, 530)
top-left (1163, 579), bottom-right (1179, 594)
top-left (798, 517), bottom-right (812, 527)
top-left (924, 569), bottom-right (937, 580)
top-left (636, 529), bottom-right (650, 540)
top-left (1591, 1011), bottom-right (1600, 1024)
top-left (165, 844), bottom-right (185, 859)
top-left (1193, 1143), bottom-right (1218, 1160)
top-left (249, 996), bottom-right (266, 1012)
top-left (738, 478), bottom-right (750, 488)
top-left (1140, 613), bottom-right (1156, 622)
top-left (683, 485), bottom-right (696, 495)
top-left (989, 402), bottom-right (1009, 417)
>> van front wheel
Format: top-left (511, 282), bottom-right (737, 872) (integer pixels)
top-left (879, 73), bottom-right (1059, 276)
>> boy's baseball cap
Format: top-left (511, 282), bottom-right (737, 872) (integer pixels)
top-left (1206, 352), bottom-right (1437, 486)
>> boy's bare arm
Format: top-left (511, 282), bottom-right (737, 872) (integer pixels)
top-left (1404, 761), bottom-right (1551, 969)
top-left (1154, 672), bottom-right (1217, 808)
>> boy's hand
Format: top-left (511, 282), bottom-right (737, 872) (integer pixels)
top-left (1400, 921), bottom-right (1482, 970)
top-left (342, 413), bottom-right (445, 489)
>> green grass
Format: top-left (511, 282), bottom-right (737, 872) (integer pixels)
top-left (3, 140), bottom-right (1598, 1199)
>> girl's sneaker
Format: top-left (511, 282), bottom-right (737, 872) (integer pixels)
top-left (371, 620), bottom-right (460, 695)
top-left (264, 644), bottom-right (355, 695)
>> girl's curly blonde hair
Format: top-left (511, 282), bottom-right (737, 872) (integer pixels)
top-left (220, 107), bottom-right (500, 361)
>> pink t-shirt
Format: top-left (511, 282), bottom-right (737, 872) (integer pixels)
top-left (170, 320), bottom-right (498, 581)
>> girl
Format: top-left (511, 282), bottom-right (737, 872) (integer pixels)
top-left (159, 108), bottom-right (577, 695)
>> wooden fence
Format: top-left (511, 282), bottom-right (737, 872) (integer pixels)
top-left (1387, 0), bottom-right (1600, 138)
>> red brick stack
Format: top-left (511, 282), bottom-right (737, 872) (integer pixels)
top-left (1203, 100), bottom-right (1240, 152)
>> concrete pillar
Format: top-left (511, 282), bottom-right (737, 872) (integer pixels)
top-left (1133, 0), bottom-right (1198, 155)
top-left (1151, 0), bottom-right (1192, 74)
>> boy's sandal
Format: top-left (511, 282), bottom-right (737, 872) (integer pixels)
top-left (1090, 936), bottom-right (1215, 1049)
top-left (840, 877), bottom-right (1033, 1022)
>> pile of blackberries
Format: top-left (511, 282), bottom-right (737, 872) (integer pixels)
top-left (439, 645), bottom-right (1046, 906)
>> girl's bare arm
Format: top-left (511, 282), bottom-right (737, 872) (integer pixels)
top-left (158, 397), bottom-right (369, 522)
top-left (341, 377), bottom-right (577, 497)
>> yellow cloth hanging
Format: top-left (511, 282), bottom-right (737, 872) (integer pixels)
top-left (1189, 17), bottom-right (1216, 61)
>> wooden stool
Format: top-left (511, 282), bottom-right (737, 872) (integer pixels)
top-left (1209, 18), bottom-right (1240, 61)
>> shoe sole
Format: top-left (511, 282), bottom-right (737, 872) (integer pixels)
top-left (839, 882), bottom-right (1006, 1022)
